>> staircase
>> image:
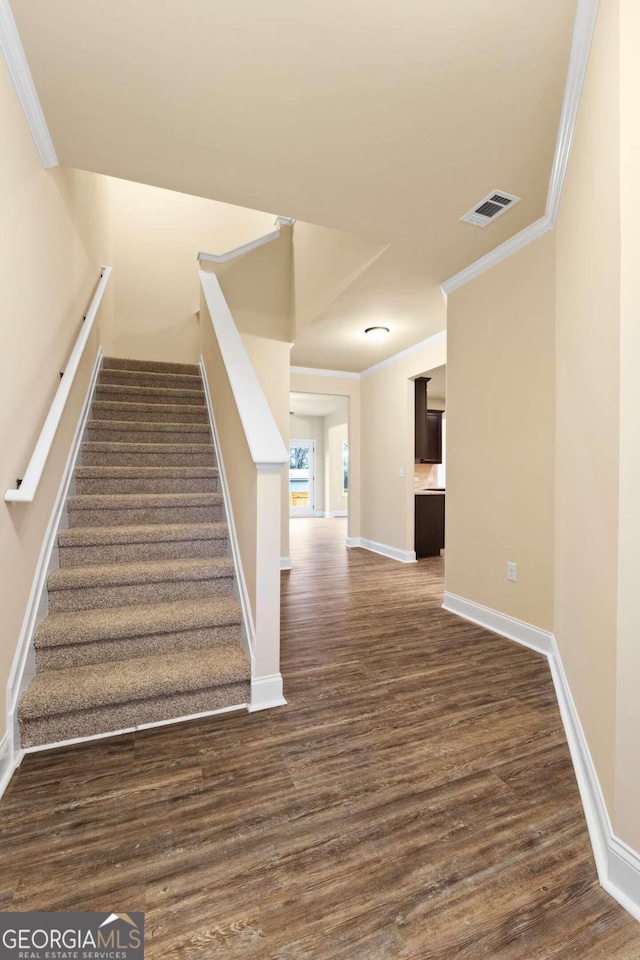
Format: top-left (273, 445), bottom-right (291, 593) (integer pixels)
top-left (18, 357), bottom-right (251, 748)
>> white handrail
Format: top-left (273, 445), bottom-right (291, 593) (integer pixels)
top-left (197, 216), bottom-right (295, 265)
top-left (5, 266), bottom-right (112, 503)
top-left (199, 270), bottom-right (288, 469)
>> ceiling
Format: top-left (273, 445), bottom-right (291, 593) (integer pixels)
top-left (290, 243), bottom-right (448, 371)
top-left (289, 393), bottom-right (349, 419)
top-left (12, 0), bottom-right (578, 371)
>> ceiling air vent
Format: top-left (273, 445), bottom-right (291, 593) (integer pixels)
top-left (460, 190), bottom-right (521, 227)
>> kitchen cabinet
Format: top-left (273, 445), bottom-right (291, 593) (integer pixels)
top-left (414, 377), bottom-right (443, 463)
top-left (415, 494), bottom-right (445, 558)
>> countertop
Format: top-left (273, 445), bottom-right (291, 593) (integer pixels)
top-left (415, 489), bottom-right (446, 496)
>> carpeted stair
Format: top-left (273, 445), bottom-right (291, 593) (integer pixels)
top-left (18, 357), bottom-right (250, 748)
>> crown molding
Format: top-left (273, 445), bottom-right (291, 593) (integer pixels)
top-left (441, 217), bottom-right (552, 295)
top-left (291, 330), bottom-right (447, 381)
top-left (198, 216), bottom-right (295, 265)
top-left (546, 0), bottom-right (600, 225)
top-left (441, 0), bottom-right (600, 295)
top-left (0, 0), bottom-right (58, 168)
top-left (290, 366), bottom-right (360, 380)
top-left (360, 329), bottom-right (447, 378)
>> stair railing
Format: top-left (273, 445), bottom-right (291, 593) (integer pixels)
top-left (4, 266), bottom-right (112, 503)
top-left (197, 216), bottom-right (294, 265)
top-left (199, 269), bottom-right (288, 711)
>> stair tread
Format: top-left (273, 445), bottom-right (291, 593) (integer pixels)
top-left (100, 369), bottom-right (201, 384)
top-left (82, 441), bottom-right (214, 453)
top-left (68, 492), bottom-right (222, 510)
top-left (96, 384), bottom-right (205, 400)
top-left (87, 419), bottom-right (210, 433)
top-left (48, 556), bottom-right (234, 591)
top-left (103, 357), bottom-right (199, 376)
top-left (59, 521), bottom-right (228, 547)
top-left (75, 466), bottom-right (218, 478)
top-left (20, 643), bottom-right (249, 719)
top-left (92, 400), bottom-right (206, 416)
top-left (35, 595), bottom-right (242, 647)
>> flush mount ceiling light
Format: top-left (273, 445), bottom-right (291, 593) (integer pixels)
top-left (364, 326), bottom-right (390, 343)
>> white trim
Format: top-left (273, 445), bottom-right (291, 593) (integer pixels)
top-left (442, 591), bottom-right (554, 656)
top-left (199, 357), bottom-right (256, 663)
top-left (360, 330), bottom-right (447, 378)
top-left (290, 330), bottom-right (448, 382)
top-left (198, 216), bottom-right (294, 264)
top-left (290, 365), bottom-right (360, 380)
top-left (0, 732), bottom-right (22, 803)
top-left (440, 0), bottom-right (600, 294)
top-left (5, 268), bottom-right (112, 502)
top-left (346, 537), bottom-right (416, 564)
top-left (441, 217), bottom-right (552, 295)
top-left (249, 674), bottom-right (286, 712)
top-left (22, 703), bottom-right (249, 755)
top-left (280, 556), bottom-right (292, 570)
top-left (545, 0), bottom-right (600, 225)
top-left (332, 510), bottom-right (348, 518)
top-left (199, 272), bottom-right (288, 469)
top-left (442, 591), bottom-right (640, 923)
top-left (0, 0), bottom-right (58, 168)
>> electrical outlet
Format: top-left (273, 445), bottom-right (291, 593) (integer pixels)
top-left (506, 562), bottom-right (517, 582)
top-left (398, 467), bottom-right (404, 478)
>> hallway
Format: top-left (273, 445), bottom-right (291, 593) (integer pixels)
top-left (0, 518), bottom-right (638, 957)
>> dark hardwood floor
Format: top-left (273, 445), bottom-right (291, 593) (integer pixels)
top-left (1, 517), bottom-right (639, 958)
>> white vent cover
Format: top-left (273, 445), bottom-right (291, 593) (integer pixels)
top-left (460, 190), bottom-right (521, 227)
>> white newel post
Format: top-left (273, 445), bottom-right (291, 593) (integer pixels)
top-left (250, 464), bottom-right (286, 711)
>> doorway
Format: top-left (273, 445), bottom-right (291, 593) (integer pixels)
top-left (289, 439), bottom-right (316, 517)
top-left (289, 393), bottom-right (349, 522)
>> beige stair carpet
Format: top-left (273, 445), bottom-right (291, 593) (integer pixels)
top-left (18, 357), bottom-right (250, 748)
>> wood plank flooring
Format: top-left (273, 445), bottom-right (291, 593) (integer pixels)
top-left (1, 516), bottom-right (639, 958)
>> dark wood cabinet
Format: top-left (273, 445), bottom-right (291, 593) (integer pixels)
top-left (426, 410), bottom-right (443, 464)
top-left (414, 377), bottom-right (442, 463)
top-left (415, 494), bottom-right (445, 558)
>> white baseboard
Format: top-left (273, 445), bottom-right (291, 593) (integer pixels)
top-left (4, 347), bottom-right (104, 783)
top-left (249, 674), bottom-right (287, 712)
top-left (443, 591), bottom-right (640, 923)
top-left (199, 357), bottom-right (256, 668)
top-left (442, 592), bottom-right (554, 656)
top-left (0, 733), bottom-right (22, 801)
top-left (280, 556), bottom-right (292, 570)
top-left (346, 536), bottom-right (416, 564)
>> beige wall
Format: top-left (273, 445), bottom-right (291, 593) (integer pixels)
top-left (108, 177), bottom-right (277, 363)
top-left (360, 329), bottom-right (446, 554)
top-left (324, 408), bottom-right (349, 516)
top-left (200, 298), bottom-right (258, 619)
top-left (554, 0), bottom-right (620, 811)
top-left (214, 228), bottom-right (293, 343)
top-left (0, 60), bottom-right (112, 739)
top-left (446, 234), bottom-right (556, 629)
top-left (241, 334), bottom-right (290, 562)
top-left (290, 374), bottom-right (361, 541)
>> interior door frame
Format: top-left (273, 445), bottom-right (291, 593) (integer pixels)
top-left (289, 438), bottom-right (316, 518)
